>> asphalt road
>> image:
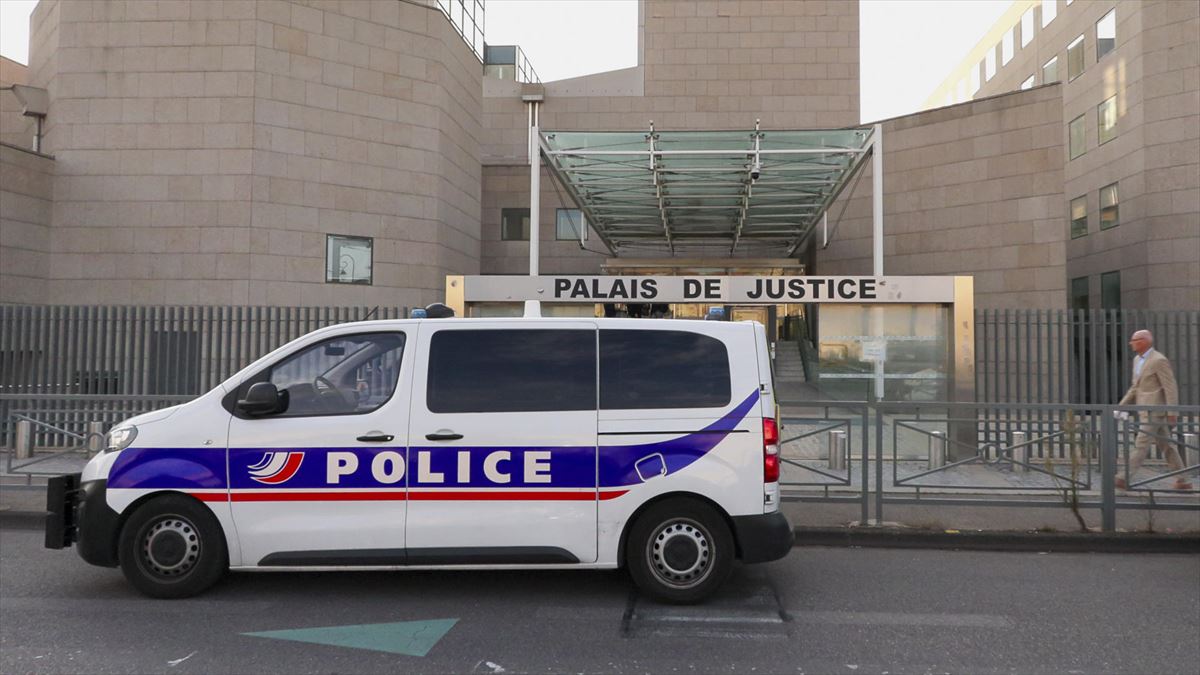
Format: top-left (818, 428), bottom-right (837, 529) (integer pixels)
top-left (2, 525), bottom-right (1198, 675)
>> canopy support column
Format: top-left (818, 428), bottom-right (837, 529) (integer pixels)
top-left (872, 123), bottom-right (884, 276)
top-left (525, 99), bottom-right (542, 317)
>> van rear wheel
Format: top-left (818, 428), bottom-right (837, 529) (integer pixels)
top-left (626, 499), bottom-right (734, 604)
top-left (118, 494), bottom-right (226, 598)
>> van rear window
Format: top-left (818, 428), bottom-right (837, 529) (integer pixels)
top-left (427, 329), bottom-right (596, 413)
top-left (600, 330), bottom-right (731, 409)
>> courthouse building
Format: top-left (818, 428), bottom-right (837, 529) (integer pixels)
top-left (0, 0), bottom-right (1197, 312)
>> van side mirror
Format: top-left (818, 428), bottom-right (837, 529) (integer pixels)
top-left (237, 382), bottom-right (287, 416)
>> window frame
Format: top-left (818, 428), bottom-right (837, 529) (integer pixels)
top-left (1100, 271), bottom-right (1121, 310)
top-left (1068, 114), bottom-right (1086, 160)
top-left (1070, 195), bottom-right (1088, 239)
top-left (325, 234), bottom-right (374, 286)
top-left (555, 208), bottom-right (588, 241)
top-left (1042, 55), bottom-right (1059, 83)
top-left (1070, 276), bottom-right (1089, 311)
top-left (1042, 0), bottom-right (1057, 28)
top-left (1067, 34), bottom-right (1085, 81)
top-left (500, 207), bottom-right (531, 241)
top-left (1099, 182), bottom-right (1119, 230)
top-left (1096, 9), bottom-right (1116, 61)
top-left (599, 329), bottom-right (732, 410)
top-left (425, 328), bottom-right (598, 414)
top-left (1097, 95), bottom-right (1117, 145)
top-left (229, 331), bottom-right (407, 419)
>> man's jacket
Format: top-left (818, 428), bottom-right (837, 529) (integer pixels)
top-left (1119, 350), bottom-right (1179, 406)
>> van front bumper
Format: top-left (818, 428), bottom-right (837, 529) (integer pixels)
top-left (732, 511), bottom-right (794, 563)
top-left (45, 473), bottom-right (120, 567)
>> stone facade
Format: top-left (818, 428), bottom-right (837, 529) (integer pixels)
top-left (1, 56), bottom-right (35, 148)
top-left (4, 0), bottom-right (481, 306)
top-left (819, 86), bottom-right (1067, 309)
top-left (924, 0), bottom-right (1199, 310)
top-left (0, 144), bottom-right (54, 303)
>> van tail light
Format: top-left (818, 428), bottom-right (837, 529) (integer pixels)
top-left (763, 417), bottom-right (780, 483)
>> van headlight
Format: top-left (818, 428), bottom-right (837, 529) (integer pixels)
top-left (106, 425), bottom-right (138, 453)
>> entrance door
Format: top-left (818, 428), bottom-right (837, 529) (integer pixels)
top-left (226, 330), bottom-right (411, 566)
top-left (406, 322), bottom-right (599, 564)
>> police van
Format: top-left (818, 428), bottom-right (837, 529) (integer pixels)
top-left (46, 316), bottom-right (793, 603)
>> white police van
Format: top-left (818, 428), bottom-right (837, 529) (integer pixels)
top-left (46, 316), bottom-right (792, 603)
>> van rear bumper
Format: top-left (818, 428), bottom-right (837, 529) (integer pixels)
top-left (731, 511), bottom-right (793, 563)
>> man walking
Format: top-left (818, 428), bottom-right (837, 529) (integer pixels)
top-left (1116, 330), bottom-right (1191, 490)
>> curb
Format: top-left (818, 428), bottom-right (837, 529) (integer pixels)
top-left (794, 526), bottom-right (1200, 554)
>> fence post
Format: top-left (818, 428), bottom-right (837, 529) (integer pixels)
top-left (928, 430), bottom-right (946, 469)
top-left (15, 420), bottom-right (33, 460)
top-left (1100, 410), bottom-right (1117, 532)
top-left (86, 421), bottom-right (105, 457)
top-left (828, 430), bottom-right (846, 470)
top-left (1010, 430), bottom-right (1027, 472)
top-left (1184, 433), bottom-right (1198, 471)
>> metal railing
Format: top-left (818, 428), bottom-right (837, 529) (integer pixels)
top-left (779, 400), bottom-right (1200, 531)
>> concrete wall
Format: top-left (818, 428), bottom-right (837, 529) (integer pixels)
top-left (0, 144), bottom-right (54, 303)
top-left (819, 86), bottom-right (1067, 310)
top-left (480, 0), bottom-right (861, 274)
top-left (14, 0), bottom-right (481, 306)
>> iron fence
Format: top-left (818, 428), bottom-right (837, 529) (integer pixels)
top-left (0, 305), bottom-right (406, 445)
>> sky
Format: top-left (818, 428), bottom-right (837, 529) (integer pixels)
top-left (1, 0), bottom-right (1014, 122)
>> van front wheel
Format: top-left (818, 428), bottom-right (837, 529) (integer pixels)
top-left (118, 495), bottom-right (227, 598)
top-left (626, 499), bottom-right (734, 604)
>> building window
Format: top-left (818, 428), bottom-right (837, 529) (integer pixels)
top-left (1021, 8), bottom-right (1035, 47)
top-left (1100, 183), bottom-right (1119, 230)
top-left (1096, 9), bottom-right (1116, 61)
top-left (1042, 0), bottom-right (1057, 27)
top-left (1069, 114), bottom-right (1086, 159)
top-left (1002, 28), bottom-right (1015, 65)
top-left (1070, 276), bottom-right (1089, 311)
top-left (1070, 195), bottom-right (1088, 238)
top-left (555, 208), bottom-right (587, 241)
top-left (970, 63), bottom-right (981, 95)
top-left (325, 235), bottom-right (373, 285)
top-left (985, 46), bottom-right (997, 81)
top-left (1043, 55), bottom-right (1059, 83)
top-left (501, 208), bottom-right (531, 241)
top-left (1020, 75), bottom-right (1036, 90)
top-left (1067, 35), bottom-right (1085, 80)
top-left (1101, 271), bottom-right (1121, 309)
top-left (1097, 96), bottom-right (1117, 144)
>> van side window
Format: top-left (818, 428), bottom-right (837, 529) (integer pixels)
top-left (600, 330), bottom-right (731, 409)
top-left (427, 329), bottom-right (596, 413)
top-left (257, 333), bottom-right (405, 417)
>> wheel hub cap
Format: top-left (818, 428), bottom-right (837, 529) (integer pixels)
top-left (142, 517), bottom-right (200, 577)
top-left (650, 520), bottom-right (711, 588)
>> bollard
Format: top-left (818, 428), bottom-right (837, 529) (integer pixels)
top-left (15, 420), bottom-right (33, 460)
top-left (1185, 433), bottom-right (1198, 471)
top-left (828, 430), bottom-right (846, 471)
top-left (86, 421), bottom-right (106, 457)
top-left (928, 430), bottom-right (946, 469)
top-left (1010, 430), bottom-right (1028, 472)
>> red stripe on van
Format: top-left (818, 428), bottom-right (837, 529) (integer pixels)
top-left (189, 490), bottom-right (629, 502)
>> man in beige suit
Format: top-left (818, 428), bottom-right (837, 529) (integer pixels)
top-left (1116, 330), bottom-right (1191, 490)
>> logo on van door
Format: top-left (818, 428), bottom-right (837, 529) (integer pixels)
top-left (247, 451), bottom-right (305, 484)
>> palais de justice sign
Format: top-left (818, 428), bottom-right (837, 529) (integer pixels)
top-left (461, 276), bottom-right (956, 304)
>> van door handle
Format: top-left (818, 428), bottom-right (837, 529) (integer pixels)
top-left (356, 433), bottom-right (394, 443)
top-left (425, 432), bottom-right (463, 441)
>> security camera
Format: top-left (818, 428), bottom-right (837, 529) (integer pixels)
top-left (749, 159), bottom-right (761, 181)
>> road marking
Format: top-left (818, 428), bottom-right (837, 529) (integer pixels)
top-left (788, 611), bottom-right (1012, 628)
top-left (242, 619), bottom-right (458, 656)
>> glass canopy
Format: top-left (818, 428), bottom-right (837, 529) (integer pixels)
top-left (540, 126), bottom-right (874, 256)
